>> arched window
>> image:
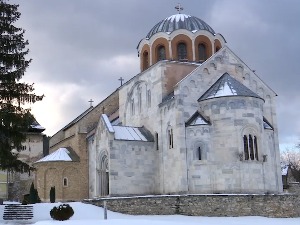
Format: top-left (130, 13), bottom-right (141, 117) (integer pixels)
top-left (130, 99), bottom-right (135, 115)
top-left (243, 135), bottom-right (249, 160)
top-left (157, 45), bottom-right (166, 61)
top-left (243, 134), bottom-right (259, 161)
top-left (143, 51), bottom-right (149, 70)
top-left (216, 46), bottom-right (220, 52)
top-left (177, 42), bottom-right (187, 60)
top-left (254, 136), bottom-right (259, 160)
top-left (198, 147), bottom-right (202, 160)
top-left (249, 135), bottom-right (254, 160)
top-left (168, 128), bottom-right (174, 149)
top-left (63, 177), bottom-right (68, 187)
top-left (198, 43), bottom-right (207, 61)
top-left (147, 89), bottom-right (151, 107)
top-left (138, 87), bottom-right (142, 112)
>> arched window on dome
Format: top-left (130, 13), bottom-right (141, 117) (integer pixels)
top-left (177, 42), bottom-right (187, 60)
top-left (198, 43), bottom-right (207, 61)
top-left (142, 51), bottom-right (149, 70)
top-left (157, 45), bottom-right (166, 61)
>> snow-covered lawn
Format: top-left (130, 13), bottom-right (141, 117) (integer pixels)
top-left (0, 202), bottom-right (299, 225)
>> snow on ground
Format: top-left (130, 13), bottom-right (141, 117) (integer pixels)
top-left (0, 202), bottom-right (299, 225)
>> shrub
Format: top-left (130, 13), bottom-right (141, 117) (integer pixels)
top-left (50, 204), bottom-right (74, 221)
top-left (29, 182), bottom-right (41, 204)
top-left (50, 186), bottom-right (55, 203)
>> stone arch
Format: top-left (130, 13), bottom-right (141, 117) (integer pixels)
top-left (171, 34), bottom-right (193, 61)
top-left (152, 37), bottom-right (170, 64)
top-left (140, 44), bottom-right (150, 71)
top-left (203, 68), bottom-right (210, 75)
top-left (183, 86), bottom-right (190, 96)
top-left (44, 167), bottom-right (60, 201)
top-left (97, 150), bottom-right (109, 196)
top-left (214, 39), bottom-right (222, 52)
top-left (124, 80), bottom-right (148, 123)
top-left (190, 80), bottom-right (196, 88)
top-left (241, 125), bottom-right (260, 161)
top-left (194, 35), bottom-right (213, 61)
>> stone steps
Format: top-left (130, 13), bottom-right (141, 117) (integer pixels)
top-left (3, 204), bottom-right (34, 220)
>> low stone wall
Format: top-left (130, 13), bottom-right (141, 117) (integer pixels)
top-left (83, 194), bottom-right (300, 218)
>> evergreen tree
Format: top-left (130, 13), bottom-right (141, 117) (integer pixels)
top-left (0, 0), bottom-right (43, 172)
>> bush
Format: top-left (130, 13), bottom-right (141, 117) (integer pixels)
top-left (29, 182), bottom-right (41, 204)
top-left (50, 204), bottom-right (74, 221)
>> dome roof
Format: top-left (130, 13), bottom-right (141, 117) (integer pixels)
top-left (146, 14), bottom-right (215, 39)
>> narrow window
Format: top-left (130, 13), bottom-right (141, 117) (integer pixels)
top-left (177, 43), bottom-right (187, 60)
top-left (63, 177), bottom-right (68, 187)
top-left (254, 136), bottom-right (259, 161)
top-left (157, 45), bottom-right (166, 61)
top-left (138, 89), bottom-right (142, 112)
top-left (216, 46), bottom-right (220, 52)
top-left (155, 132), bottom-right (159, 150)
top-left (143, 51), bottom-right (149, 70)
top-left (168, 129), bottom-right (174, 149)
top-left (198, 43), bottom-right (207, 61)
top-left (249, 135), bottom-right (254, 160)
top-left (131, 99), bottom-right (135, 115)
top-left (147, 89), bottom-right (151, 107)
top-left (198, 147), bottom-right (202, 160)
top-left (243, 135), bottom-right (249, 160)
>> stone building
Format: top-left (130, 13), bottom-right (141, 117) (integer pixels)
top-left (36, 12), bottom-right (283, 201)
top-left (0, 121), bottom-right (47, 201)
top-left (88, 13), bottom-right (282, 197)
top-left (34, 91), bottom-right (119, 202)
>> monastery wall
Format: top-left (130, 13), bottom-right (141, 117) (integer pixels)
top-left (84, 194), bottom-right (300, 217)
top-left (109, 140), bottom-right (159, 195)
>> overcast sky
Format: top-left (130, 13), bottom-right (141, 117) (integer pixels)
top-left (11, 0), bottom-right (300, 149)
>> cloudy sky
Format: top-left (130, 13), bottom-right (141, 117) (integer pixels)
top-left (11, 0), bottom-right (300, 149)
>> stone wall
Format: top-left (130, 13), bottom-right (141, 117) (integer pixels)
top-left (83, 194), bottom-right (300, 218)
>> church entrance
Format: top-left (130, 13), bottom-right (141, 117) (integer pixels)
top-left (98, 155), bottom-right (109, 196)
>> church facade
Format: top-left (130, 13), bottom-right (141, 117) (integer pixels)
top-left (36, 12), bottom-right (282, 201)
top-left (88, 13), bottom-right (282, 197)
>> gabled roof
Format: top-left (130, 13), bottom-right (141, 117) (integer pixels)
top-left (101, 114), bottom-right (153, 142)
top-left (263, 117), bottom-right (274, 130)
top-left (28, 120), bottom-right (45, 133)
top-left (198, 73), bottom-right (263, 101)
top-left (35, 147), bottom-right (79, 163)
top-left (186, 111), bottom-right (210, 126)
top-left (113, 126), bottom-right (154, 142)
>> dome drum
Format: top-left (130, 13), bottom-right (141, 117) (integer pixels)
top-left (138, 13), bottom-right (226, 72)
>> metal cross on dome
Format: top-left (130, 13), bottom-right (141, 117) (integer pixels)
top-left (175, 3), bottom-right (183, 13)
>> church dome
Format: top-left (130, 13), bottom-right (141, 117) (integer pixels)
top-left (146, 14), bottom-right (215, 39)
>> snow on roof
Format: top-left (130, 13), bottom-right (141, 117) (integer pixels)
top-left (199, 73), bottom-right (262, 101)
top-left (36, 147), bottom-right (72, 163)
top-left (101, 114), bottom-right (114, 133)
top-left (113, 126), bottom-right (149, 141)
top-left (167, 14), bottom-right (190, 22)
top-left (186, 111), bottom-right (210, 126)
top-left (30, 124), bottom-right (45, 130)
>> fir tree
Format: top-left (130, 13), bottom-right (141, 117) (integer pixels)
top-left (0, 0), bottom-right (43, 172)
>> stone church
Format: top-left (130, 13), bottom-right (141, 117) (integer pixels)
top-left (35, 12), bottom-right (283, 201)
